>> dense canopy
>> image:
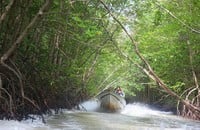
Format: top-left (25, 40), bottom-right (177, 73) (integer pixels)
top-left (0, 0), bottom-right (200, 120)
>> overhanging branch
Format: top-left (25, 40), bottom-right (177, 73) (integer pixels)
top-left (0, 0), bottom-right (51, 63)
top-left (0, 0), bottom-right (15, 25)
top-left (99, 0), bottom-right (200, 117)
top-left (155, 2), bottom-right (200, 34)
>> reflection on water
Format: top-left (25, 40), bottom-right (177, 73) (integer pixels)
top-left (0, 103), bottom-right (200, 130)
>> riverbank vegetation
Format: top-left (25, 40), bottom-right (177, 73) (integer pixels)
top-left (0, 0), bottom-right (199, 121)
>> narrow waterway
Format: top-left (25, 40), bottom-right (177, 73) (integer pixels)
top-left (0, 103), bottom-right (200, 130)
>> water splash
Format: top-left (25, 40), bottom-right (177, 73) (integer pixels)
top-left (121, 103), bottom-right (173, 117)
top-left (0, 119), bottom-right (48, 130)
top-left (0, 120), bottom-right (32, 130)
top-left (0, 103), bottom-right (199, 130)
top-left (78, 99), bottom-right (100, 112)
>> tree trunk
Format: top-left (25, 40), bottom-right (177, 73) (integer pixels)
top-left (0, 0), bottom-right (52, 121)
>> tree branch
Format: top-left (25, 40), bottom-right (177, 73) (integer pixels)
top-left (0, 0), bottom-right (15, 25)
top-left (187, 40), bottom-right (199, 89)
top-left (99, 0), bottom-right (200, 117)
top-left (155, 2), bottom-right (200, 34)
top-left (99, 0), bottom-right (178, 98)
top-left (0, 0), bottom-right (51, 63)
top-left (0, 86), bottom-right (14, 117)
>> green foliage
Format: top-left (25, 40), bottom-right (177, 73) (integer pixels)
top-left (170, 82), bottom-right (185, 93)
top-left (132, 0), bottom-right (200, 103)
top-left (1, 0), bottom-right (199, 117)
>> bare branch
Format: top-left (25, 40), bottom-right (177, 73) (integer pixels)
top-left (187, 40), bottom-right (199, 89)
top-left (0, 0), bottom-right (15, 25)
top-left (155, 2), bottom-right (200, 34)
top-left (0, 86), bottom-right (14, 117)
top-left (0, 0), bottom-right (51, 63)
top-left (99, 0), bottom-right (179, 99)
top-left (0, 76), bottom-right (2, 97)
top-left (99, 0), bottom-right (200, 118)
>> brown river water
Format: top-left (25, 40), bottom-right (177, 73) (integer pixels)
top-left (0, 102), bottom-right (200, 130)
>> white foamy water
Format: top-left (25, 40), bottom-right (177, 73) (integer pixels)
top-left (0, 115), bottom-right (50, 130)
top-left (0, 103), bottom-right (200, 130)
top-left (0, 120), bottom-right (48, 130)
top-left (0, 120), bottom-right (33, 130)
top-left (122, 103), bottom-right (173, 117)
top-left (78, 99), bottom-right (100, 112)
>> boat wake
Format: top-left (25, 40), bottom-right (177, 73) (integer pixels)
top-left (0, 118), bottom-right (48, 130)
top-left (78, 99), bottom-right (100, 112)
top-left (121, 103), bottom-right (173, 117)
top-left (0, 102), bottom-right (200, 130)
